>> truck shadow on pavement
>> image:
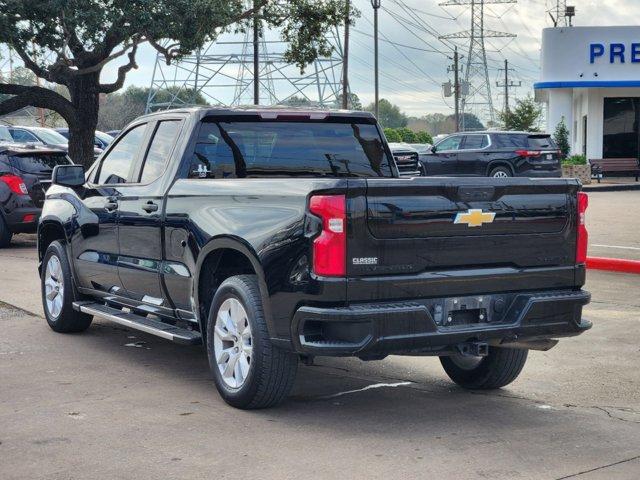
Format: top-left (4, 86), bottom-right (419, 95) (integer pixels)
top-left (72, 318), bottom-right (629, 443)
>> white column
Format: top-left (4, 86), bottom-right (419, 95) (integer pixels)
top-left (547, 88), bottom-right (574, 140)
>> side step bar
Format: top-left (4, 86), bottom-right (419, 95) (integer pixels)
top-left (73, 301), bottom-right (202, 345)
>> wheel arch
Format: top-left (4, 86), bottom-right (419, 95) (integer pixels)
top-left (194, 236), bottom-right (273, 343)
top-left (37, 219), bottom-right (69, 270)
top-left (486, 161), bottom-right (515, 177)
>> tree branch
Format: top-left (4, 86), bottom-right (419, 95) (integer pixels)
top-left (98, 43), bottom-right (139, 94)
top-left (0, 84), bottom-right (76, 125)
top-left (12, 45), bottom-right (52, 82)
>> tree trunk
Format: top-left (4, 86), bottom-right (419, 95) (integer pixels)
top-left (67, 73), bottom-right (101, 168)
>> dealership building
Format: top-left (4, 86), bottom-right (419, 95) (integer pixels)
top-left (535, 26), bottom-right (640, 160)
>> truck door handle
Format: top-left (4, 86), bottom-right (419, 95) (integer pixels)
top-left (104, 198), bottom-right (118, 212)
top-left (142, 201), bottom-right (159, 213)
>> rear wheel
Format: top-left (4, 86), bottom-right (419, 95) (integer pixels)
top-left (206, 275), bottom-right (298, 409)
top-left (0, 215), bottom-right (12, 248)
top-left (489, 166), bottom-right (512, 178)
top-left (440, 347), bottom-right (528, 389)
top-left (41, 241), bottom-right (92, 333)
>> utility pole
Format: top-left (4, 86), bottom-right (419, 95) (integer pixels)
top-left (440, 0), bottom-right (516, 126)
top-left (342, 0), bottom-right (350, 109)
top-left (371, 0), bottom-right (381, 119)
top-left (496, 58), bottom-right (521, 115)
top-left (253, 0), bottom-right (260, 105)
top-left (454, 48), bottom-right (460, 132)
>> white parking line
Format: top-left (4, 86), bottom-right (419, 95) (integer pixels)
top-left (591, 244), bottom-right (640, 251)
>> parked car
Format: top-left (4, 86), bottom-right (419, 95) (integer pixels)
top-left (408, 143), bottom-right (433, 154)
top-left (8, 126), bottom-right (103, 158)
top-left (55, 128), bottom-right (114, 150)
top-left (422, 131), bottom-right (561, 178)
top-left (388, 142), bottom-right (424, 176)
top-left (0, 124), bottom-right (13, 143)
top-left (38, 107), bottom-right (590, 409)
top-left (0, 144), bottom-right (72, 247)
top-left (105, 130), bottom-right (121, 138)
top-left (8, 126), bottom-right (69, 149)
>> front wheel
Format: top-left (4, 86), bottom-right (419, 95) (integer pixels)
top-left (41, 240), bottom-right (92, 333)
top-left (440, 347), bottom-right (528, 390)
top-left (206, 275), bottom-right (298, 409)
top-left (489, 166), bottom-right (512, 178)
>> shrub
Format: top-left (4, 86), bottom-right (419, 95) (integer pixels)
top-left (562, 154), bottom-right (587, 166)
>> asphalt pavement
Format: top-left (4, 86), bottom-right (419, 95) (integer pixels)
top-left (1, 190), bottom-right (639, 479)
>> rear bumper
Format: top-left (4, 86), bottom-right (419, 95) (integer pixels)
top-left (292, 289), bottom-right (591, 357)
top-left (3, 207), bottom-right (40, 233)
top-left (517, 168), bottom-right (562, 178)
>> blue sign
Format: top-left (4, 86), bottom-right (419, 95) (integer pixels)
top-left (590, 43), bottom-right (640, 64)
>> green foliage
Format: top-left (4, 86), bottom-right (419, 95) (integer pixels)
top-left (498, 95), bottom-right (543, 132)
top-left (383, 128), bottom-right (402, 143)
top-left (0, 1), bottom-right (354, 72)
top-left (562, 154), bottom-right (587, 166)
top-left (415, 131), bottom-right (433, 144)
top-left (397, 128), bottom-right (417, 143)
top-left (554, 117), bottom-right (571, 158)
top-left (365, 98), bottom-right (408, 128)
top-left (383, 127), bottom-right (433, 144)
top-left (408, 113), bottom-right (484, 136)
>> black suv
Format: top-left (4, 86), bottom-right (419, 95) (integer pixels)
top-left (422, 131), bottom-right (561, 178)
top-left (0, 144), bottom-right (72, 246)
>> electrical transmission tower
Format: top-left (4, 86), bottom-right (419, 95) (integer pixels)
top-left (439, 0), bottom-right (516, 128)
top-left (145, 24), bottom-right (346, 112)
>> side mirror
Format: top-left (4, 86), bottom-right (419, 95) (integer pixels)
top-left (430, 145), bottom-right (437, 154)
top-left (52, 164), bottom-right (85, 187)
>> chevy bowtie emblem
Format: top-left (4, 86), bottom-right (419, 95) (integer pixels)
top-left (454, 209), bottom-right (496, 227)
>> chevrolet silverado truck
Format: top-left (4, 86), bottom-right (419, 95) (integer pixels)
top-left (38, 107), bottom-right (591, 409)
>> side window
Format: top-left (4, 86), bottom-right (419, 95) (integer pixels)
top-left (436, 135), bottom-right (462, 151)
top-left (495, 134), bottom-right (528, 149)
top-left (11, 129), bottom-right (39, 143)
top-left (187, 123), bottom-right (236, 179)
top-left (139, 120), bottom-right (182, 184)
top-left (96, 124), bottom-right (147, 184)
top-left (463, 135), bottom-right (488, 150)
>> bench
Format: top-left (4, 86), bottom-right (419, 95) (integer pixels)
top-left (590, 158), bottom-right (640, 183)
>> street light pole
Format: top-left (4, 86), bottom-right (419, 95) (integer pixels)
top-left (371, 0), bottom-right (381, 119)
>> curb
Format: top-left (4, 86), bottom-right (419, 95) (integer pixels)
top-left (586, 256), bottom-right (640, 274)
top-left (582, 183), bottom-right (640, 192)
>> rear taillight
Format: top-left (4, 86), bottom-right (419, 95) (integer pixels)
top-left (309, 195), bottom-right (346, 277)
top-left (0, 174), bottom-right (28, 195)
top-left (515, 150), bottom-right (542, 157)
top-left (576, 192), bottom-right (589, 264)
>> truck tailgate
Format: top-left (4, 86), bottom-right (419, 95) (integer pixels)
top-left (347, 177), bottom-right (581, 280)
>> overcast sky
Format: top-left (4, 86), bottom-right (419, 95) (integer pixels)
top-left (99, 0), bottom-right (640, 120)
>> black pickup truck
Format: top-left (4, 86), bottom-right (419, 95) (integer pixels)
top-left (38, 107), bottom-right (591, 409)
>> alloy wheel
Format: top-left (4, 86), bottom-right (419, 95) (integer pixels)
top-left (213, 298), bottom-right (253, 388)
top-left (44, 255), bottom-right (64, 318)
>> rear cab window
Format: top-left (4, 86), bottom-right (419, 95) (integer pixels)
top-left (9, 152), bottom-right (71, 175)
top-left (186, 118), bottom-right (394, 178)
top-left (494, 133), bottom-right (557, 150)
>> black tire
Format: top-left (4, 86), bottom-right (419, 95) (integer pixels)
top-left (488, 166), bottom-right (512, 178)
top-left (206, 274), bottom-right (298, 409)
top-left (440, 347), bottom-right (528, 390)
top-left (0, 215), bottom-right (12, 248)
top-left (41, 240), bottom-right (92, 333)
